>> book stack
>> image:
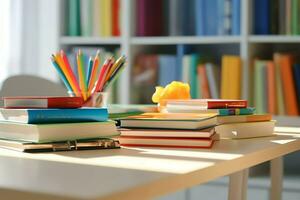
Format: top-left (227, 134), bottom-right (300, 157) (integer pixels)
top-left (164, 99), bottom-right (275, 139)
top-left (0, 96), bottom-right (120, 152)
top-left (119, 113), bottom-right (218, 149)
top-left (118, 99), bottom-right (275, 147)
top-left (253, 53), bottom-right (300, 116)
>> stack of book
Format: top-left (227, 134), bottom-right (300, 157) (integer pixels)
top-left (118, 99), bottom-right (275, 148)
top-left (0, 96), bottom-right (120, 152)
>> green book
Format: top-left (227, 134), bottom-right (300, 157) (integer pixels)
top-left (80, 0), bottom-right (93, 36)
top-left (254, 60), bottom-right (266, 114)
top-left (291, 0), bottom-right (300, 35)
top-left (189, 54), bottom-right (199, 98)
top-left (68, 0), bottom-right (81, 36)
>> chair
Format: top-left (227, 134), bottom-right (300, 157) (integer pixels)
top-left (0, 75), bottom-right (67, 97)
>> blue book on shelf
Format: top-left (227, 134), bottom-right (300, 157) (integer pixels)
top-left (293, 64), bottom-right (300, 107)
top-left (0, 108), bottom-right (109, 124)
top-left (195, 0), bottom-right (205, 35)
top-left (176, 45), bottom-right (185, 81)
top-left (254, 0), bottom-right (270, 34)
top-left (159, 55), bottom-right (177, 86)
top-left (205, 0), bottom-right (218, 35)
top-left (217, 0), bottom-right (225, 35)
top-left (231, 0), bottom-right (241, 35)
top-left (182, 0), bottom-right (196, 35)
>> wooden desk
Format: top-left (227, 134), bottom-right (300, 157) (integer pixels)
top-left (0, 129), bottom-right (299, 200)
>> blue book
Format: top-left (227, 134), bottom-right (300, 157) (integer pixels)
top-left (159, 55), bottom-right (177, 86)
top-left (205, 0), bottom-right (218, 35)
top-left (176, 45), bottom-right (185, 81)
top-left (293, 64), bottom-right (300, 107)
top-left (231, 0), bottom-right (241, 35)
top-left (195, 0), bottom-right (205, 35)
top-left (217, 0), bottom-right (225, 35)
top-left (182, 0), bottom-right (196, 35)
top-left (254, 0), bottom-right (270, 34)
top-left (0, 108), bottom-right (108, 124)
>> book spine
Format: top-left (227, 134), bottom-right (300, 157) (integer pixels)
top-left (195, 0), bottom-right (205, 35)
top-left (218, 108), bottom-right (255, 116)
top-left (231, 0), bottom-right (240, 35)
top-left (254, 0), bottom-right (270, 34)
top-left (27, 109), bottom-right (108, 124)
top-left (48, 98), bottom-right (83, 108)
top-left (68, 0), bottom-right (81, 36)
top-left (206, 101), bottom-right (247, 109)
top-left (112, 0), bottom-right (120, 36)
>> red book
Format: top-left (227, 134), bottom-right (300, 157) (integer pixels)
top-left (112, 0), bottom-right (120, 36)
top-left (166, 99), bottom-right (247, 109)
top-left (4, 96), bottom-right (83, 109)
top-left (118, 135), bottom-right (217, 149)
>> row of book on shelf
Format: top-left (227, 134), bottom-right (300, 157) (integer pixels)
top-left (66, 0), bottom-right (120, 37)
top-left (132, 52), bottom-right (300, 116)
top-left (136, 0), bottom-right (240, 36)
top-left (65, 0), bottom-right (241, 37)
top-left (0, 96), bottom-right (275, 151)
top-left (254, 0), bottom-right (300, 35)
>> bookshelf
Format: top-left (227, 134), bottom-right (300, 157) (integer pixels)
top-left (57, 0), bottom-right (300, 125)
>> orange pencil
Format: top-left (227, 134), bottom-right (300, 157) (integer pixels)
top-left (60, 50), bottom-right (82, 97)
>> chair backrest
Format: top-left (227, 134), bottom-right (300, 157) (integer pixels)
top-left (0, 75), bottom-right (67, 97)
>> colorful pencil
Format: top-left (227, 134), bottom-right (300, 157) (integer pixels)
top-left (77, 50), bottom-right (87, 100)
top-left (50, 57), bottom-right (73, 92)
top-left (102, 57), bottom-right (126, 91)
top-left (60, 50), bottom-right (82, 97)
top-left (88, 50), bottom-right (100, 93)
top-left (86, 56), bottom-right (93, 87)
top-left (92, 58), bottom-right (113, 93)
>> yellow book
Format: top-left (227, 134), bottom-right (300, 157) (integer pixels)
top-left (101, 0), bottom-right (112, 37)
top-left (221, 55), bottom-right (241, 99)
top-left (93, 0), bottom-right (101, 36)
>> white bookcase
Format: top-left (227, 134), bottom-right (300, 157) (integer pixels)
top-left (58, 0), bottom-right (300, 126)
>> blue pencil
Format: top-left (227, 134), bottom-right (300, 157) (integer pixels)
top-left (50, 56), bottom-right (73, 92)
top-left (86, 56), bottom-right (93, 87)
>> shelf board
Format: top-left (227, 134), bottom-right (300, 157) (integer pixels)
top-left (249, 35), bottom-right (300, 43)
top-left (131, 36), bottom-right (241, 45)
top-left (60, 36), bottom-right (121, 45)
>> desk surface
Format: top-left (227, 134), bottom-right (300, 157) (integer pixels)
top-left (0, 127), bottom-right (300, 200)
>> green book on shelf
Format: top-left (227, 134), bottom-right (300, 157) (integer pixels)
top-left (68, 0), bottom-right (81, 36)
top-left (254, 60), bottom-right (267, 114)
top-left (291, 0), bottom-right (300, 35)
top-left (189, 54), bottom-right (200, 99)
top-left (80, 0), bottom-right (93, 36)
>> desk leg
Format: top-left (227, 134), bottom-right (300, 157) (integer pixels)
top-left (228, 169), bottom-right (249, 200)
top-left (270, 157), bottom-right (283, 200)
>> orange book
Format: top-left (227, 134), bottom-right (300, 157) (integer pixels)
top-left (279, 54), bottom-right (298, 115)
top-left (266, 61), bottom-right (276, 114)
top-left (112, 0), bottom-right (120, 36)
top-left (197, 65), bottom-right (211, 99)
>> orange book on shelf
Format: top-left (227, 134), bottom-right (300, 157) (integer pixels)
top-left (197, 65), bottom-right (211, 99)
top-left (266, 61), bottom-right (276, 114)
top-left (279, 54), bottom-right (298, 115)
top-left (112, 0), bottom-right (120, 36)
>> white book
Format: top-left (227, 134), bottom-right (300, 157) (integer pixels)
top-left (80, 0), bottom-right (93, 36)
top-left (215, 121), bottom-right (275, 139)
top-left (182, 55), bottom-right (191, 83)
top-left (205, 63), bottom-right (219, 99)
top-left (93, 0), bottom-right (101, 36)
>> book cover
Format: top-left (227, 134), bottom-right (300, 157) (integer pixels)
top-left (112, 0), bottom-right (120, 36)
top-left (136, 0), bottom-right (146, 36)
top-left (254, 0), bottom-right (270, 34)
top-left (292, 0), bottom-right (300, 35)
top-left (267, 61), bottom-right (276, 114)
top-left (195, 0), bottom-right (205, 35)
top-left (80, 0), bottom-right (93, 36)
top-left (279, 54), bottom-right (298, 115)
top-left (205, 0), bottom-right (218, 35)
top-left (197, 65), bottom-right (211, 98)
top-left (68, 0), bottom-right (81, 36)
top-left (0, 108), bottom-right (108, 124)
top-left (217, 114), bottom-right (272, 124)
top-left (205, 63), bottom-right (220, 99)
top-left (4, 96), bottom-right (84, 109)
top-left (231, 0), bottom-right (240, 35)
top-left (101, 0), bottom-right (112, 37)
top-left (273, 53), bottom-right (285, 115)
top-left (166, 99), bottom-right (247, 109)
top-left (217, 0), bottom-right (225, 35)
top-left (254, 60), bottom-right (267, 114)
top-left (190, 54), bottom-right (200, 98)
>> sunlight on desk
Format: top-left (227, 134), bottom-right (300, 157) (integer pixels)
top-left (133, 148), bottom-right (243, 160)
top-left (271, 139), bottom-right (297, 144)
top-left (275, 126), bottom-right (300, 133)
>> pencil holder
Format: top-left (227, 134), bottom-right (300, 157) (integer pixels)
top-left (68, 91), bottom-right (109, 108)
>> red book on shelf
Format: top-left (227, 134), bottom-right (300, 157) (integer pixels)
top-left (112, 0), bottom-right (120, 36)
top-left (4, 96), bottom-right (84, 109)
top-left (166, 99), bottom-right (247, 109)
top-left (198, 64), bottom-right (211, 99)
top-left (136, 0), bottom-right (147, 36)
top-left (279, 54), bottom-right (299, 115)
